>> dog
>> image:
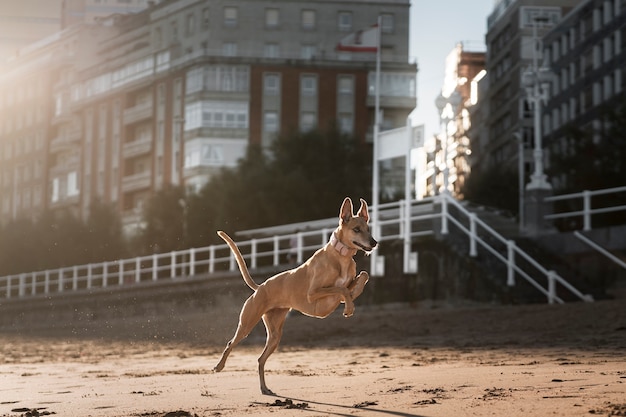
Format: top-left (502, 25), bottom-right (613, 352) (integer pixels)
top-left (214, 197), bottom-right (378, 395)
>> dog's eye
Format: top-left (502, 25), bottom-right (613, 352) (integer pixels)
top-left (353, 227), bottom-right (361, 233)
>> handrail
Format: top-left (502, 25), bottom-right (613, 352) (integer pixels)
top-left (442, 193), bottom-right (593, 304)
top-left (0, 192), bottom-right (603, 304)
top-left (544, 186), bottom-right (626, 231)
top-left (574, 231), bottom-right (626, 270)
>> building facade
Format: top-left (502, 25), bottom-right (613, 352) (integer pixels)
top-left (471, 0), bottom-right (582, 180)
top-left (425, 44), bottom-right (485, 198)
top-left (0, 0), bottom-right (417, 234)
top-left (542, 0), bottom-right (626, 189)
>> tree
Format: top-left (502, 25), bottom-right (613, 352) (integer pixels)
top-left (84, 199), bottom-right (126, 262)
top-left (138, 185), bottom-right (186, 253)
top-left (186, 126), bottom-right (372, 245)
top-left (461, 163), bottom-right (519, 215)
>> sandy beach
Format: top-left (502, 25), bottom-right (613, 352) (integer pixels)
top-left (1, 299), bottom-right (625, 417)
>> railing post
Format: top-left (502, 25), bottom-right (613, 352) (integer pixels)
top-left (441, 194), bottom-right (449, 235)
top-left (583, 190), bottom-right (592, 231)
top-left (297, 232), bottom-right (303, 264)
top-left (209, 245), bottom-right (215, 273)
top-left (73, 266), bottom-right (78, 291)
top-left (251, 239), bottom-right (257, 269)
top-left (273, 236), bottom-right (279, 266)
top-left (119, 260), bottom-right (124, 285)
top-left (19, 274), bottom-right (25, 297)
top-left (507, 240), bottom-right (515, 286)
top-left (58, 269), bottom-right (64, 292)
top-left (103, 263), bottom-right (108, 287)
top-left (152, 254), bottom-right (158, 281)
top-left (44, 270), bottom-right (50, 294)
top-left (229, 248), bottom-right (235, 271)
top-left (135, 257), bottom-right (141, 283)
top-left (189, 248), bottom-right (196, 276)
top-left (171, 251), bottom-right (177, 278)
top-left (6, 276), bottom-right (11, 299)
top-left (87, 264), bottom-right (93, 289)
top-left (31, 273), bottom-right (37, 296)
top-left (548, 270), bottom-right (557, 304)
top-left (469, 213), bottom-right (477, 257)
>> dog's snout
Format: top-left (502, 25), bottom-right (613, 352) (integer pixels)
top-left (370, 237), bottom-right (378, 248)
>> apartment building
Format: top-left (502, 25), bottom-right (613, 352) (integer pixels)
top-left (425, 44), bottom-right (485, 198)
top-left (542, 0), bottom-right (626, 189)
top-left (0, 0), bottom-right (416, 234)
top-left (470, 0), bottom-right (582, 178)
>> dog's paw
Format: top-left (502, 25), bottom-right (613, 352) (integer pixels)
top-left (343, 304), bottom-right (355, 317)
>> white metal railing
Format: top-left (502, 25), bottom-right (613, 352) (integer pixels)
top-left (441, 193), bottom-right (593, 304)
top-left (544, 186), bottom-right (626, 231)
top-left (0, 194), bottom-right (598, 304)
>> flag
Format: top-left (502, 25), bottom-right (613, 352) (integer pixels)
top-left (336, 24), bottom-right (379, 53)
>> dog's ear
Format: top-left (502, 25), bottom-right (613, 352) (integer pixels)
top-left (339, 197), bottom-right (353, 224)
top-left (357, 198), bottom-right (370, 223)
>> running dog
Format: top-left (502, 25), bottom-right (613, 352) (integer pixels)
top-left (214, 197), bottom-right (378, 395)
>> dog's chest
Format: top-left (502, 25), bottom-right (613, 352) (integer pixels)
top-left (335, 276), bottom-right (350, 287)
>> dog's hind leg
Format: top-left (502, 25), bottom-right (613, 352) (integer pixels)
top-left (258, 307), bottom-right (290, 395)
top-left (214, 295), bottom-right (264, 373)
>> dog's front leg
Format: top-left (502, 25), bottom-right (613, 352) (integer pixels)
top-left (349, 271), bottom-right (369, 300)
top-left (307, 287), bottom-right (354, 317)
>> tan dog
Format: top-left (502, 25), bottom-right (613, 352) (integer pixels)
top-left (214, 197), bottom-right (378, 395)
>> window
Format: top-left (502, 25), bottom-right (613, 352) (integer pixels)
top-left (338, 76), bottom-right (354, 95)
top-left (264, 73), bottom-right (280, 95)
top-left (300, 112), bottom-right (316, 132)
top-left (338, 113), bottom-right (353, 134)
top-left (171, 20), bottom-right (178, 41)
top-left (222, 42), bottom-right (237, 57)
top-left (264, 111), bottom-right (279, 132)
top-left (381, 13), bottom-right (394, 34)
top-left (301, 75), bottom-right (317, 96)
top-left (184, 100), bottom-right (248, 130)
top-left (224, 6), bottom-right (238, 27)
top-left (338, 12), bottom-right (352, 32)
top-left (301, 9), bottom-right (316, 30)
top-left (265, 8), bottom-right (279, 28)
top-left (300, 45), bottom-right (316, 59)
top-left (186, 13), bottom-right (195, 36)
top-left (264, 43), bottom-right (280, 58)
top-left (202, 8), bottom-right (209, 29)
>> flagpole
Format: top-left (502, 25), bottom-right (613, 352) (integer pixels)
top-left (371, 15), bottom-right (381, 277)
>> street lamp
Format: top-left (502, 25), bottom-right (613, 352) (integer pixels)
top-left (522, 16), bottom-right (553, 191)
top-left (435, 90), bottom-right (462, 193)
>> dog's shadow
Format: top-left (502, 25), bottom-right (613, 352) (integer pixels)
top-left (252, 394), bottom-right (427, 417)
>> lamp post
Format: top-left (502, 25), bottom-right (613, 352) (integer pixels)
top-left (521, 16), bottom-right (554, 235)
top-left (522, 16), bottom-right (552, 191)
top-left (434, 90), bottom-right (462, 194)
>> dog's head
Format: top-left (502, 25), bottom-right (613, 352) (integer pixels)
top-left (337, 197), bottom-right (378, 253)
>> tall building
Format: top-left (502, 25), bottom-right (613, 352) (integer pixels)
top-left (424, 44), bottom-right (485, 198)
top-left (0, 1), bottom-right (157, 64)
top-left (542, 0), bottom-right (626, 189)
top-left (0, 1), bottom-right (64, 63)
top-left (471, 0), bottom-right (582, 179)
top-left (0, 0), bottom-right (417, 235)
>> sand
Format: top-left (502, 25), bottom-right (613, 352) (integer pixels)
top-left (1, 299), bottom-right (625, 417)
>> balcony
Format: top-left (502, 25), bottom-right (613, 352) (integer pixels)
top-left (50, 156), bottom-right (80, 176)
top-left (121, 171), bottom-right (151, 192)
top-left (50, 127), bottom-right (82, 153)
top-left (122, 136), bottom-right (152, 159)
top-left (123, 100), bottom-right (153, 125)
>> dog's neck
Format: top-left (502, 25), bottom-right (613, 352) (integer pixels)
top-left (329, 232), bottom-right (357, 257)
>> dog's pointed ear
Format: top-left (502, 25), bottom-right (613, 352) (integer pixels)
top-left (339, 197), bottom-right (353, 224)
top-left (357, 198), bottom-right (370, 223)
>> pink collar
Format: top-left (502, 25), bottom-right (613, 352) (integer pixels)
top-left (330, 232), bottom-right (357, 257)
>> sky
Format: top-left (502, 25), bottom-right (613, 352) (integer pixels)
top-left (409, 0), bottom-right (496, 140)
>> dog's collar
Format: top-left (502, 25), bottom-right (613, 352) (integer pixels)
top-left (329, 232), bottom-right (357, 257)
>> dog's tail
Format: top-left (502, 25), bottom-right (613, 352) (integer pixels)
top-left (217, 231), bottom-right (259, 291)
